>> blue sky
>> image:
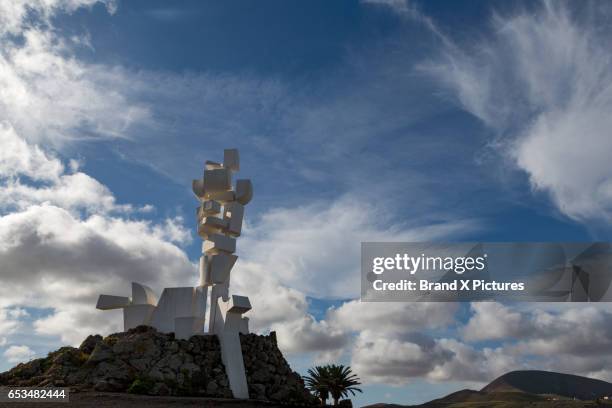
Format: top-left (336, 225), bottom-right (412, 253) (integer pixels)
top-left (1, 1), bottom-right (612, 407)
top-left (57, 0), bottom-right (595, 242)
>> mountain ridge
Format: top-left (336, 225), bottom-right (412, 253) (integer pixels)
top-left (363, 370), bottom-right (612, 408)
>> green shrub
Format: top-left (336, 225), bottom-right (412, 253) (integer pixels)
top-left (103, 336), bottom-right (118, 347)
top-left (127, 376), bottom-right (156, 395)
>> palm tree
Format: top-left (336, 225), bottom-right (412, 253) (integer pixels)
top-left (304, 365), bottom-right (330, 405)
top-left (304, 364), bottom-right (362, 406)
top-left (325, 364), bottom-right (362, 405)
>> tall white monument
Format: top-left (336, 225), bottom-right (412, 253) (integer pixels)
top-left (96, 148), bottom-right (254, 398)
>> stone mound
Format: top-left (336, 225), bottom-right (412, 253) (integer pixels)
top-left (0, 326), bottom-right (314, 405)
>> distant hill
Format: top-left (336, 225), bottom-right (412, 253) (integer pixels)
top-left (483, 370), bottom-right (612, 400)
top-left (363, 370), bottom-right (612, 408)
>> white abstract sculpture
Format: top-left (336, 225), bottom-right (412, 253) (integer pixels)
top-left (96, 148), bottom-right (254, 399)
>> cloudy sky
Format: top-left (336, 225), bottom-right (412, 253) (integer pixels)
top-left (1, 0), bottom-right (612, 406)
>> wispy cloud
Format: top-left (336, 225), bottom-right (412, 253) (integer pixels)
top-left (0, 0), bottom-right (148, 147)
top-left (421, 1), bottom-right (612, 223)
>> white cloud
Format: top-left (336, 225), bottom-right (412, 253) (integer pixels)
top-left (3, 345), bottom-right (35, 364)
top-left (0, 202), bottom-right (196, 344)
top-left (334, 301), bottom-right (612, 385)
top-left (461, 302), bottom-right (526, 342)
top-left (329, 301), bottom-right (457, 335)
top-left (507, 305), bottom-right (612, 357)
top-left (222, 194), bottom-right (474, 371)
top-left (334, 301), bottom-right (507, 385)
top-left (0, 98), bottom-right (140, 216)
top-left (8, 308), bottom-right (29, 319)
top-left (453, 303), bottom-right (612, 383)
top-left (0, 1), bottom-right (149, 147)
top-left (0, 123), bottom-right (63, 181)
top-left (0, 127), bottom-right (196, 345)
top-left (238, 196), bottom-right (476, 299)
top-left (153, 217), bottom-right (192, 245)
top-left (229, 197), bottom-right (474, 365)
top-left (0, 1), bottom-right (116, 37)
top-left (424, 1), bottom-right (612, 222)
top-left (428, 339), bottom-right (518, 383)
top-left (256, 299), bottom-right (462, 384)
top-left (271, 315), bottom-right (349, 357)
top-left (351, 331), bottom-right (454, 385)
top-left (0, 308), bottom-right (24, 335)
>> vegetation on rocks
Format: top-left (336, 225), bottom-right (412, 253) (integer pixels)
top-left (0, 326), bottom-right (315, 404)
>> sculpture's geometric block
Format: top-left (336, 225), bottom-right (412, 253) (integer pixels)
top-left (208, 253), bottom-right (238, 284)
top-left (214, 296), bottom-right (250, 399)
top-left (203, 168), bottom-right (231, 193)
top-left (131, 282), bottom-right (158, 305)
top-left (208, 283), bottom-right (229, 334)
top-left (192, 179), bottom-right (205, 199)
top-left (123, 304), bottom-right (156, 331)
top-left (175, 316), bottom-right (205, 340)
top-left (209, 190), bottom-right (236, 203)
top-left (97, 148), bottom-right (254, 400)
top-left (198, 216), bottom-right (229, 237)
top-left (194, 286), bottom-right (208, 318)
top-left (235, 179), bottom-right (253, 205)
top-left (239, 317), bottom-right (249, 334)
top-left (227, 295), bottom-right (251, 314)
top-left (201, 254), bottom-right (213, 285)
top-left (224, 149), bottom-right (240, 172)
top-left (198, 200), bottom-right (221, 217)
top-left (205, 160), bottom-right (223, 170)
top-left (199, 256), bottom-right (208, 286)
top-left (224, 202), bottom-right (244, 237)
top-left (96, 295), bottom-right (130, 310)
top-left (203, 233), bottom-right (236, 254)
top-left (150, 287), bottom-right (197, 333)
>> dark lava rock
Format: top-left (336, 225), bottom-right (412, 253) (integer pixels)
top-left (0, 326), bottom-right (315, 405)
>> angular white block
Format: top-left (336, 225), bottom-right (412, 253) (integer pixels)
top-left (131, 282), bottom-right (158, 305)
top-left (192, 179), bottom-right (205, 198)
top-left (175, 317), bottom-right (205, 339)
top-left (198, 216), bottom-right (229, 237)
top-left (214, 297), bottom-right (250, 399)
top-left (123, 304), bottom-right (156, 331)
top-left (239, 317), bottom-right (249, 334)
top-left (208, 282), bottom-right (229, 334)
top-left (203, 168), bottom-right (231, 193)
top-left (198, 200), bottom-right (221, 217)
top-left (235, 179), bottom-right (253, 205)
top-left (224, 202), bottom-right (244, 236)
top-left (194, 286), bottom-right (208, 319)
top-left (208, 190), bottom-right (235, 203)
top-left (203, 233), bottom-right (236, 254)
top-left (199, 256), bottom-right (209, 286)
top-left (209, 253), bottom-right (238, 284)
top-left (205, 160), bottom-right (223, 170)
top-left (227, 295), bottom-right (251, 314)
top-left (96, 295), bottom-right (130, 310)
top-left (150, 287), bottom-right (196, 333)
top-left (224, 149), bottom-right (240, 172)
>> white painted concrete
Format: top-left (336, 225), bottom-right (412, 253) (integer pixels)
top-left (98, 148), bottom-right (254, 399)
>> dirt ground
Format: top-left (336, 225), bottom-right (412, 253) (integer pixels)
top-left (0, 392), bottom-right (311, 407)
